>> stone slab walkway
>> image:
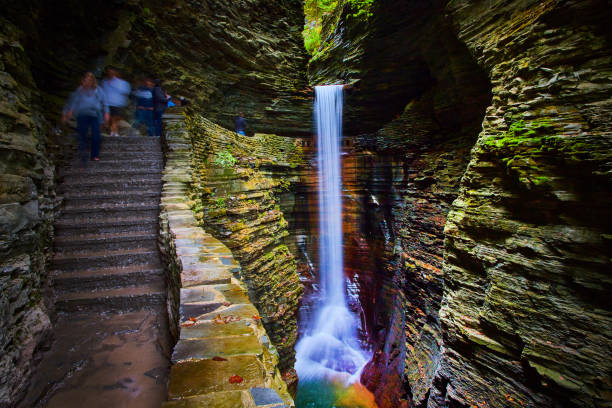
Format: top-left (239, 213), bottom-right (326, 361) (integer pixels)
top-left (159, 113), bottom-right (293, 408)
top-left (23, 135), bottom-right (171, 407)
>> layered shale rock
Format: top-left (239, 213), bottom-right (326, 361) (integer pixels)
top-left (436, 1), bottom-right (611, 407)
top-left (184, 115), bottom-right (305, 376)
top-left (5, 0), bottom-right (312, 135)
top-left (311, 0), bottom-right (611, 407)
top-left (0, 18), bottom-right (54, 407)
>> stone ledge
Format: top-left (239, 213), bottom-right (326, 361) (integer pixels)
top-left (159, 113), bottom-right (294, 408)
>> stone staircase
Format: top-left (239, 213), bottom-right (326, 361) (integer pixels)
top-left (22, 135), bottom-right (172, 408)
top-left (52, 136), bottom-right (166, 312)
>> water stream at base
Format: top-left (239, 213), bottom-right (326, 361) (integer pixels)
top-left (295, 85), bottom-right (377, 408)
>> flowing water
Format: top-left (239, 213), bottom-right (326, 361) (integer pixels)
top-left (295, 85), bottom-right (377, 408)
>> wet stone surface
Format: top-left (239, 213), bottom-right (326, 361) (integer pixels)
top-left (24, 135), bottom-right (172, 407)
top-left (24, 309), bottom-right (171, 408)
top-left (159, 116), bottom-right (293, 407)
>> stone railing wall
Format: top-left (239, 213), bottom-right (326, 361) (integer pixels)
top-left (158, 112), bottom-right (293, 408)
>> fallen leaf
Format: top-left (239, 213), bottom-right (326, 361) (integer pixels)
top-left (212, 356), bottom-right (228, 361)
top-left (189, 317), bottom-right (197, 322)
top-left (223, 315), bottom-right (241, 323)
top-left (253, 315), bottom-right (263, 320)
top-left (213, 314), bottom-right (225, 324)
top-left (181, 321), bottom-right (195, 327)
top-left (229, 375), bottom-right (243, 384)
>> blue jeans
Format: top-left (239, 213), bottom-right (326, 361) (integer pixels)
top-left (154, 110), bottom-right (164, 137)
top-left (77, 115), bottom-right (100, 166)
top-left (134, 109), bottom-right (154, 136)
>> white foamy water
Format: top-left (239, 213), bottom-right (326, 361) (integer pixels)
top-left (295, 85), bottom-right (371, 385)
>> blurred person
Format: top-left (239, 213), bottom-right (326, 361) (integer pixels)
top-left (152, 79), bottom-right (169, 137)
top-left (133, 78), bottom-right (154, 136)
top-left (101, 67), bottom-right (131, 137)
top-left (235, 112), bottom-right (247, 136)
top-left (62, 72), bottom-right (109, 167)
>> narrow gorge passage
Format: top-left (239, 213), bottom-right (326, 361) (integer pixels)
top-left (23, 136), bottom-right (171, 407)
top-left (1, 1), bottom-right (610, 408)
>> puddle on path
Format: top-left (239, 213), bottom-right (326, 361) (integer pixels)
top-left (24, 307), bottom-right (171, 408)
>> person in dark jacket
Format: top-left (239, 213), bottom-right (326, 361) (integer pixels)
top-left (235, 112), bottom-right (247, 136)
top-left (62, 72), bottom-right (109, 167)
top-left (133, 78), bottom-right (154, 136)
top-left (152, 79), bottom-right (169, 137)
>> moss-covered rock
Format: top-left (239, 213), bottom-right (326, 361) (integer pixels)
top-left (185, 114), bottom-right (305, 373)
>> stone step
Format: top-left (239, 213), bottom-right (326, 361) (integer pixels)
top-left (54, 215), bottom-right (158, 235)
top-left (90, 151), bottom-right (163, 160)
top-left (59, 207), bottom-right (159, 222)
top-left (52, 263), bottom-right (164, 292)
top-left (60, 160), bottom-right (163, 175)
top-left (58, 179), bottom-right (162, 193)
top-left (98, 144), bottom-right (161, 153)
top-left (62, 200), bottom-right (160, 215)
top-left (55, 282), bottom-right (166, 312)
top-left (61, 168), bottom-right (162, 180)
top-left (53, 230), bottom-right (158, 249)
top-left (100, 135), bottom-right (161, 144)
top-left (52, 247), bottom-right (159, 271)
top-left (62, 189), bottom-right (161, 203)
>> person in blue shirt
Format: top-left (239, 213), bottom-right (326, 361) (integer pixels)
top-left (235, 112), bottom-right (247, 136)
top-left (101, 67), bottom-right (131, 137)
top-left (152, 79), bottom-right (169, 137)
top-left (132, 78), bottom-right (154, 136)
top-left (62, 72), bottom-right (109, 168)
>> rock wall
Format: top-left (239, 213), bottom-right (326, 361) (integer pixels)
top-left (311, 0), bottom-right (611, 407)
top-left (158, 113), bottom-right (293, 407)
top-left (185, 115), bottom-right (305, 380)
top-left (4, 0), bottom-right (311, 133)
top-left (435, 1), bottom-right (611, 407)
top-left (0, 18), bottom-right (54, 407)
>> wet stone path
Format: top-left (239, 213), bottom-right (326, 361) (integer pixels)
top-left (24, 135), bottom-right (171, 408)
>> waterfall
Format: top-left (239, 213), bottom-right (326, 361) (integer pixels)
top-left (295, 85), bottom-right (371, 396)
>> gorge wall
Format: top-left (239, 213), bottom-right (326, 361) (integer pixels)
top-left (0, 18), bottom-right (55, 407)
top-left (2, 0), bottom-right (611, 407)
top-left (310, 0), bottom-right (611, 407)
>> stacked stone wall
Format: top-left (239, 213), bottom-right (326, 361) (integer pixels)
top-left (184, 115), bottom-right (305, 378)
top-left (159, 113), bottom-right (293, 407)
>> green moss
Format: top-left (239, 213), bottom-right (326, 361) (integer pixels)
top-left (213, 150), bottom-right (237, 168)
top-left (347, 0), bottom-right (374, 19)
top-left (210, 197), bottom-right (226, 209)
top-left (532, 176), bottom-right (550, 185)
top-left (486, 118), bottom-right (554, 149)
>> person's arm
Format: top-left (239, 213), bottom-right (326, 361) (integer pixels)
top-left (99, 88), bottom-right (110, 123)
top-left (62, 90), bottom-right (76, 123)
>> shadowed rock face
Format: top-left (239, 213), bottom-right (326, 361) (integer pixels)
top-left (4, 0), bottom-right (312, 135)
top-left (0, 18), bottom-right (54, 407)
top-left (310, 0), bottom-right (611, 407)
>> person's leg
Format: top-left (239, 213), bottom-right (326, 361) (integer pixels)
top-left (153, 111), bottom-right (163, 136)
top-left (110, 107), bottom-right (122, 136)
top-left (145, 110), bottom-right (154, 136)
top-left (76, 115), bottom-right (89, 168)
top-left (133, 110), bottom-right (143, 135)
top-left (90, 116), bottom-right (101, 159)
